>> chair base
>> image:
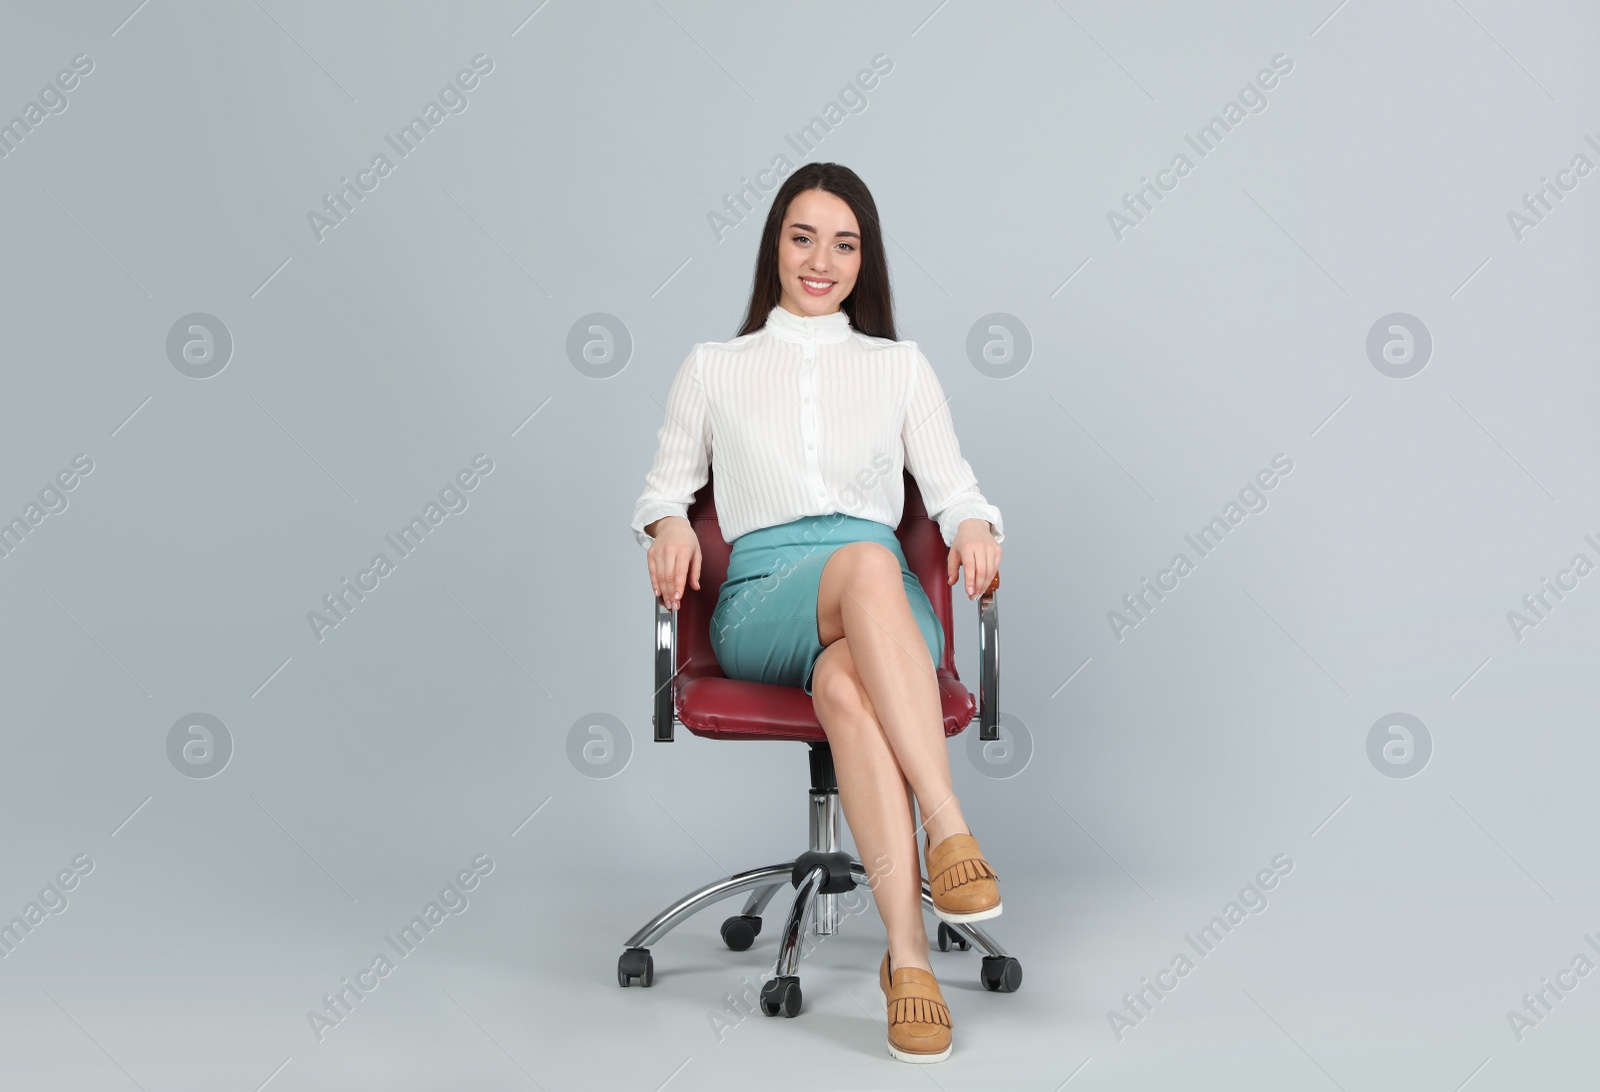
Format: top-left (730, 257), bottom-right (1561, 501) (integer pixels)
top-left (616, 856), bottom-right (1022, 1007)
top-left (616, 745), bottom-right (1022, 1012)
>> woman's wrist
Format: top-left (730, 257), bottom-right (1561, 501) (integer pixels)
top-left (644, 515), bottom-right (685, 537)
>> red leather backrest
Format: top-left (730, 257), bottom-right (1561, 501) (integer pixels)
top-left (678, 467), bottom-right (954, 683)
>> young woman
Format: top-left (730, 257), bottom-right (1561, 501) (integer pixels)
top-left (630, 162), bottom-right (1005, 1063)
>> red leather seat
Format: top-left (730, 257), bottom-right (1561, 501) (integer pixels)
top-left (659, 466), bottom-right (987, 742)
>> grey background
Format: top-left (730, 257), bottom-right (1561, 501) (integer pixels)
top-left (1, 1), bottom-right (1596, 1088)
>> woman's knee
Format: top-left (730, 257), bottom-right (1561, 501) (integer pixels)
top-left (825, 541), bottom-right (904, 592)
top-left (811, 640), bottom-right (877, 722)
top-left (818, 542), bottom-right (907, 646)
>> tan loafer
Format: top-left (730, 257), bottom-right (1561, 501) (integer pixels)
top-left (924, 831), bottom-right (1002, 924)
top-left (879, 950), bottom-right (952, 1063)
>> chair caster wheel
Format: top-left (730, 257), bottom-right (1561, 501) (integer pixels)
top-left (617, 947), bottom-right (654, 987)
top-left (760, 975), bottom-right (802, 1017)
top-left (720, 914), bottom-right (762, 951)
top-left (980, 955), bottom-right (1022, 993)
top-left (937, 922), bottom-right (971, 952)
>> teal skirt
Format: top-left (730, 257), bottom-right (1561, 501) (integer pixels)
top-left (709, 513), bottom-right (945, 696)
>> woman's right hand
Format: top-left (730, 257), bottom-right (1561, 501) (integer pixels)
top-left (646, 516), bottom-right (701, 611)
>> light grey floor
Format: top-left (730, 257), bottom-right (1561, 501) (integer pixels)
top-left (3, 858), bottom-right (1594, 1090)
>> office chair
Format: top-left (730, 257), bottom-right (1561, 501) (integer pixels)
top-left (618, 466), bottom-right (1023, 1017)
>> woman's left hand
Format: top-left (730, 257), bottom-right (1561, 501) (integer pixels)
top-left (948, 519), bottom-right (1001, 601)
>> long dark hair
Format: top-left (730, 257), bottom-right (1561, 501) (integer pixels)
top-left (735, 162), bottom-right (896, 341)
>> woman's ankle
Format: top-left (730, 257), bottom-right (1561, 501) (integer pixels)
top-left (920, 802), bottom-right (968, 848)
top-left (889, 948), bottom-right (933, 974)
top-left (887, 933), bottom-right (932, 974)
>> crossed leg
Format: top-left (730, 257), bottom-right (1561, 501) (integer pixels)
top-left (809, 541), bottom-right (970, 975)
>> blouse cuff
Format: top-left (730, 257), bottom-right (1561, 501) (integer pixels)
top-left (632, 503), bottom-right (690, 549)
top-left (939, 504), bottom-right (1004, 547)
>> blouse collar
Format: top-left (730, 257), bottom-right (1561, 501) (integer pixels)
top-left (763, 303), bottom-right (853, 345)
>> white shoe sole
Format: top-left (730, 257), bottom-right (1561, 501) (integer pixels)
top-left (932, 900), bottom-right (1002, 925)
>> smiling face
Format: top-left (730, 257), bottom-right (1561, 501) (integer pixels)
top-left (774, 187), bottom-right (861, 318)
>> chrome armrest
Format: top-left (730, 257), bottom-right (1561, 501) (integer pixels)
top-left (652, 595), bottom-right (678, 742)
top-left (976, 573), bottom-right (1000, 741)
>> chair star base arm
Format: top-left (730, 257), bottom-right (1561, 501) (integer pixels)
top-left (623, 863), bottom-right (797, 951)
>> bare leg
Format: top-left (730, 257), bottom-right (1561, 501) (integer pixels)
top-left (810, 637), bottom-right (932, 973)
top-left (816, 543), bottom-right (970, 850)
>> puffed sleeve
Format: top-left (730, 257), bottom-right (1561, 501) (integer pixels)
top-left (630, 345), bottom-right (710, 549)
top-left (901, 344), bottom-right (1004, 548)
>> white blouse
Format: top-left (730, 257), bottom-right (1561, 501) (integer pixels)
top-left (630, 304), bottom-right (1004, 550)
